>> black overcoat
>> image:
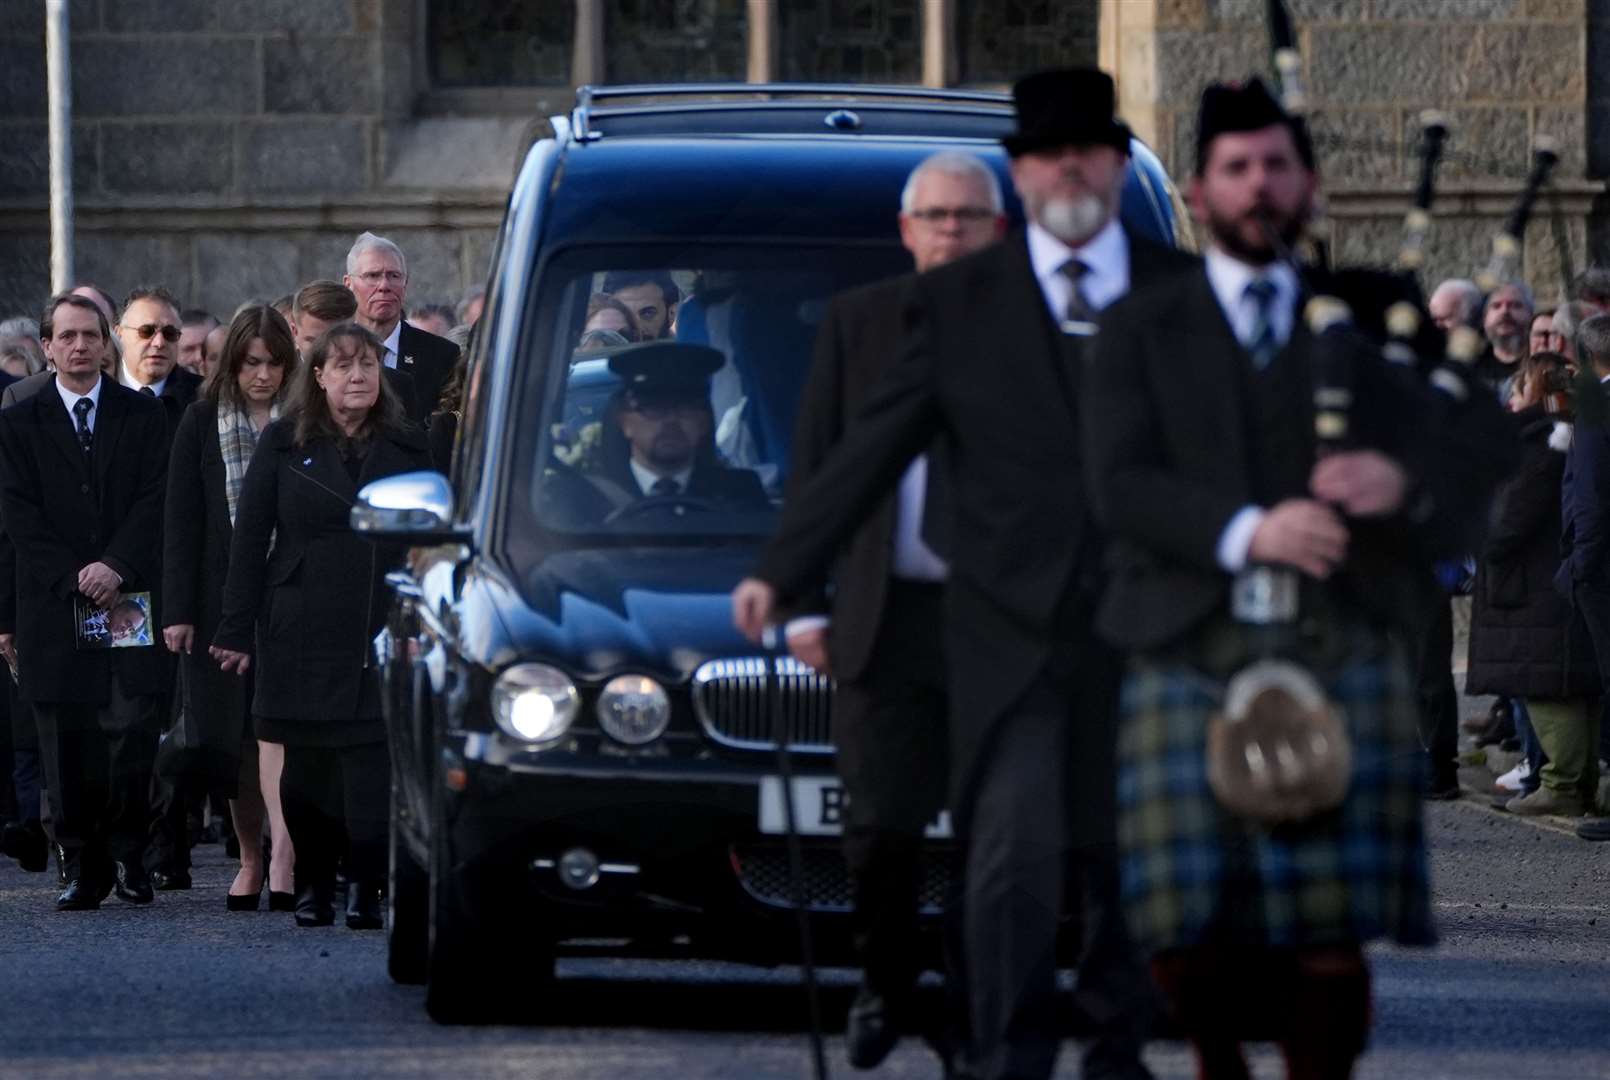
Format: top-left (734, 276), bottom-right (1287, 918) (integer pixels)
top-left (781, 273), bottom-right (917, 683)
top-left (162, 399), bottom-right (252, 779)
top-left (1466, 411), bottom-right (1600, 699)
top-left (212, 418), bottom-right (431, 742)
top-left (397, 323), bottom-right (458, 424)
top-left (0, 376), bottom-right (171, 703)
top-left (754, 230), bottom-right (1197, 835)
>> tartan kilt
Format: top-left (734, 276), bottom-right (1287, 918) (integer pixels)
top-left (1115, 622), bottom-right (1437, 956)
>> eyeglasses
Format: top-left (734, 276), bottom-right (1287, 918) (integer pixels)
top-left (907, 207), bottom-right (996, 224)
top-left (356, 270), bottom-right (406, 287)
top-left (129, 323), bottom-right (181, 342)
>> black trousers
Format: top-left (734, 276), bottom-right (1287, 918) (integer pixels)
top-left (1412, 594), bottom-right (1459, 784)
top-left (34, 677), bottom-right (161, 883)
top-left (280, 740), bottom-right (389, 893)
top-left (833, 581), bottom-right (949, 1010)
top-left (961, 665), bottom-right (1153, 1080)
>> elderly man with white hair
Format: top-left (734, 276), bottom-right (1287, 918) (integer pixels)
top-left (341, 231), bottom-right (458, 423)
top-left (1428, 278), bottom-right (1482, 333)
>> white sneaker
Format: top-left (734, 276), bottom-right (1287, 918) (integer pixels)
top-left (1495, 759), bottom-right (1532, 793)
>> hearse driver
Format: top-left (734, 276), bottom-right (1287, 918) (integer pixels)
top-left (566, 342), bottom-right (769, 517)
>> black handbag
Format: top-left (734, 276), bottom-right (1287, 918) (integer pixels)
top-left (153, 663), bottom-right (205, 783)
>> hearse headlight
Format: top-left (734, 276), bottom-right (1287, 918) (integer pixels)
top-left (596, 675), bottom-right (671, 745)
top-left (492, 664), bottom-right (579, 744)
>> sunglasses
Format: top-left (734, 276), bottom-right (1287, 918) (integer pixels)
top-left (129, 323), bottom-right (181, 342)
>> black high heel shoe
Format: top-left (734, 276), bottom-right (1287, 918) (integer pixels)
top-left (225, 889), bottom-right (261, 912)
top-left (268, 891), bottom-right (295, 912)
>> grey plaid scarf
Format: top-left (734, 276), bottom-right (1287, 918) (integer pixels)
top-left (218, 403), bottom-right (278, 525)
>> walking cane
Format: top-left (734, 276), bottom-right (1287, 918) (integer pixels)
top-left (763, 634), bottom-right (830, 1080)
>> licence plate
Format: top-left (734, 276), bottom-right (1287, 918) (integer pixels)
top-left (757, 776), bottom-right (952, 840)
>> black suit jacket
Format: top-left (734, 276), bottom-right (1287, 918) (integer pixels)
top-left (1082, 262), bottom-right (1519, 653)
top-left (213, 419), bottom-right (431, 733)
top-left (155, 367), bottom-right (202, 439)
top-left (0, 376), bottom-right (171, 703)
top-left (755, 229), bottom-right (1197, 824)
top-left (395, 322), bottom-right (457, 424)
top-left (782, 273), bottom-right (919, 682)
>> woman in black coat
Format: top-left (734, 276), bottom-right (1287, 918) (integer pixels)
top-left (211, 323), bottom-right (431, 929)
top-left (1465, 352), bottom-right (1602, 817)
top-left (163, 305), bottom-right (298, 911)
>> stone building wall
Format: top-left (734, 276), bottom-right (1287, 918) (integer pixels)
top-left (1108, 0), bottom-right (1605, 304)
top-left (0, 0), bottom-right (1602, 320)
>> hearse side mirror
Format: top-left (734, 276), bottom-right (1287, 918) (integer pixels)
top-left (352, 471), bottom-right (464, 541)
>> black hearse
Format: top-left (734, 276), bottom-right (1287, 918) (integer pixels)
top-left (351, 84), bottom-right (1185, 1022)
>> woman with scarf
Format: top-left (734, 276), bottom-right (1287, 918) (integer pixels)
top-left (211, 323), bottom-right (430, 929)
top-left (162, 304), bottom-right (298, 910)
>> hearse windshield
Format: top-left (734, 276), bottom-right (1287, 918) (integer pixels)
top-left (509, 243), bottom-right (911, 551)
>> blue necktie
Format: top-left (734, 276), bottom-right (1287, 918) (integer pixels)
top-left (1245, 278), bottom-right (1279, 371)
top-left (72, 398), bottom-right (93, 454)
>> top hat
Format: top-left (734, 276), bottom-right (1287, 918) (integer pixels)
top-left (607, 341), bottom-right (724, 398)
top-left (1002, 68), bottom-right (1132, 157)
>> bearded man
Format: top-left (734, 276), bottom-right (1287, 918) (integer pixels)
top-left (734, 68), bottom-right (1196, 1080)
top-left (1081, 79), bottom-right (1515, 1079)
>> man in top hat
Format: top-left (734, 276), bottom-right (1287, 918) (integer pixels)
top-left (573, 342), bottom-right (767, 515)
top-left (734, 68), bottom-right (1196, 1080)
top-left (1081, 79), bottom-right (1514, 1077)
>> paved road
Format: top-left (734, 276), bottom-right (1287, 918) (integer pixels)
top-left (1, 787), bottom-right (1607, 1080)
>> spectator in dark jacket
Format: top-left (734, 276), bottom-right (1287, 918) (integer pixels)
top-left (1561, 318), bottom-right (1610, 837)
top-left (163, 305), bottom-right (298, 911)
top-left (211, 323), bottom-right (430, 929)
top-left (1468, 352), bottom-right (1600, 816)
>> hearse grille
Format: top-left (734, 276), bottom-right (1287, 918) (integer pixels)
top-left (731, 844), bottom-right (956, 914)
top-left (691, 656), bottom-right (835, 753)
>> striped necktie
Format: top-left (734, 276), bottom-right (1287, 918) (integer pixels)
top-left (1245, 278), bottom-right (1279, 371)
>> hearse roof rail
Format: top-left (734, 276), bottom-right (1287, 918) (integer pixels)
top-left (568, 82), bottom-right (1015, 143)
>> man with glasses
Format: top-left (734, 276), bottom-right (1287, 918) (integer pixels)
top-left (777, 149), bottom-right (1004, 1071)
top-left (116, 287), bottom-right (202, 434)
top-left (343, 231), bottom-right (457, 424)
top-left (0, 293), bottom-right (170, 910)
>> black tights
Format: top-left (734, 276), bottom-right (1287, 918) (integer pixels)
top-left (279, 741), bottom-right (389, 894)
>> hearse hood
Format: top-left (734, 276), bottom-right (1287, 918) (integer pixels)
top-left (462, 546), bottom-right (767, 683)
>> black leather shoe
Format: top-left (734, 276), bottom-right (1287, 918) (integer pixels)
top-left (846, 987), bottom-right (900, 1069)
top-left (113, 861), bottom-right (154, 904)
top-left (345, 880), bottom-right (383, 930)
top-left (2, 822), bottom-right (48, 872)
top-left (294, 885), bottom-right (335, 927)
top-left (268, 890), bottom-right (296, 913)
top-left (226, 888), bottom-right (261, 912)
top-left (56, 878), bottom-right (102, 911)
top-left (151, 868), bottom-right (193, 891)
top-left (1424, 774), bottom-right (1461, 801)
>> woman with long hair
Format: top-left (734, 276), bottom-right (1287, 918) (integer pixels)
top-left (162, 304), bottom-right (298, 911)
top-left (211, 324), bottom-right (430, 928)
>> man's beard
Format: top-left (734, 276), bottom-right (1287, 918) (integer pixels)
top-left (1038, 195), bottom-right (1110, 245)
top-left (1490, 330), bottom-right (1526, 358)
top-left (1207, 204), bottom-right (1306, 264)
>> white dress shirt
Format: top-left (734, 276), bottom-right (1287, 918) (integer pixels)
top-left (55, 374), bottom-right (104, 434)
top-left (629, 459), bottom-right (693, 496)
top-left (1025, 217), bottom-right (1130, 323)
top-left (1202, 246), bottom-right (1302, 573)
top-left (118, 365), bottom-right (166, 397)
top-left (379, 321), bottom-right (402, 370)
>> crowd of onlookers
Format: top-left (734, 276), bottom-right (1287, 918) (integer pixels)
top-left (1427, 269), bottom-right (1610, 841)
top-left (0, 231), bottom-right (495, 924)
